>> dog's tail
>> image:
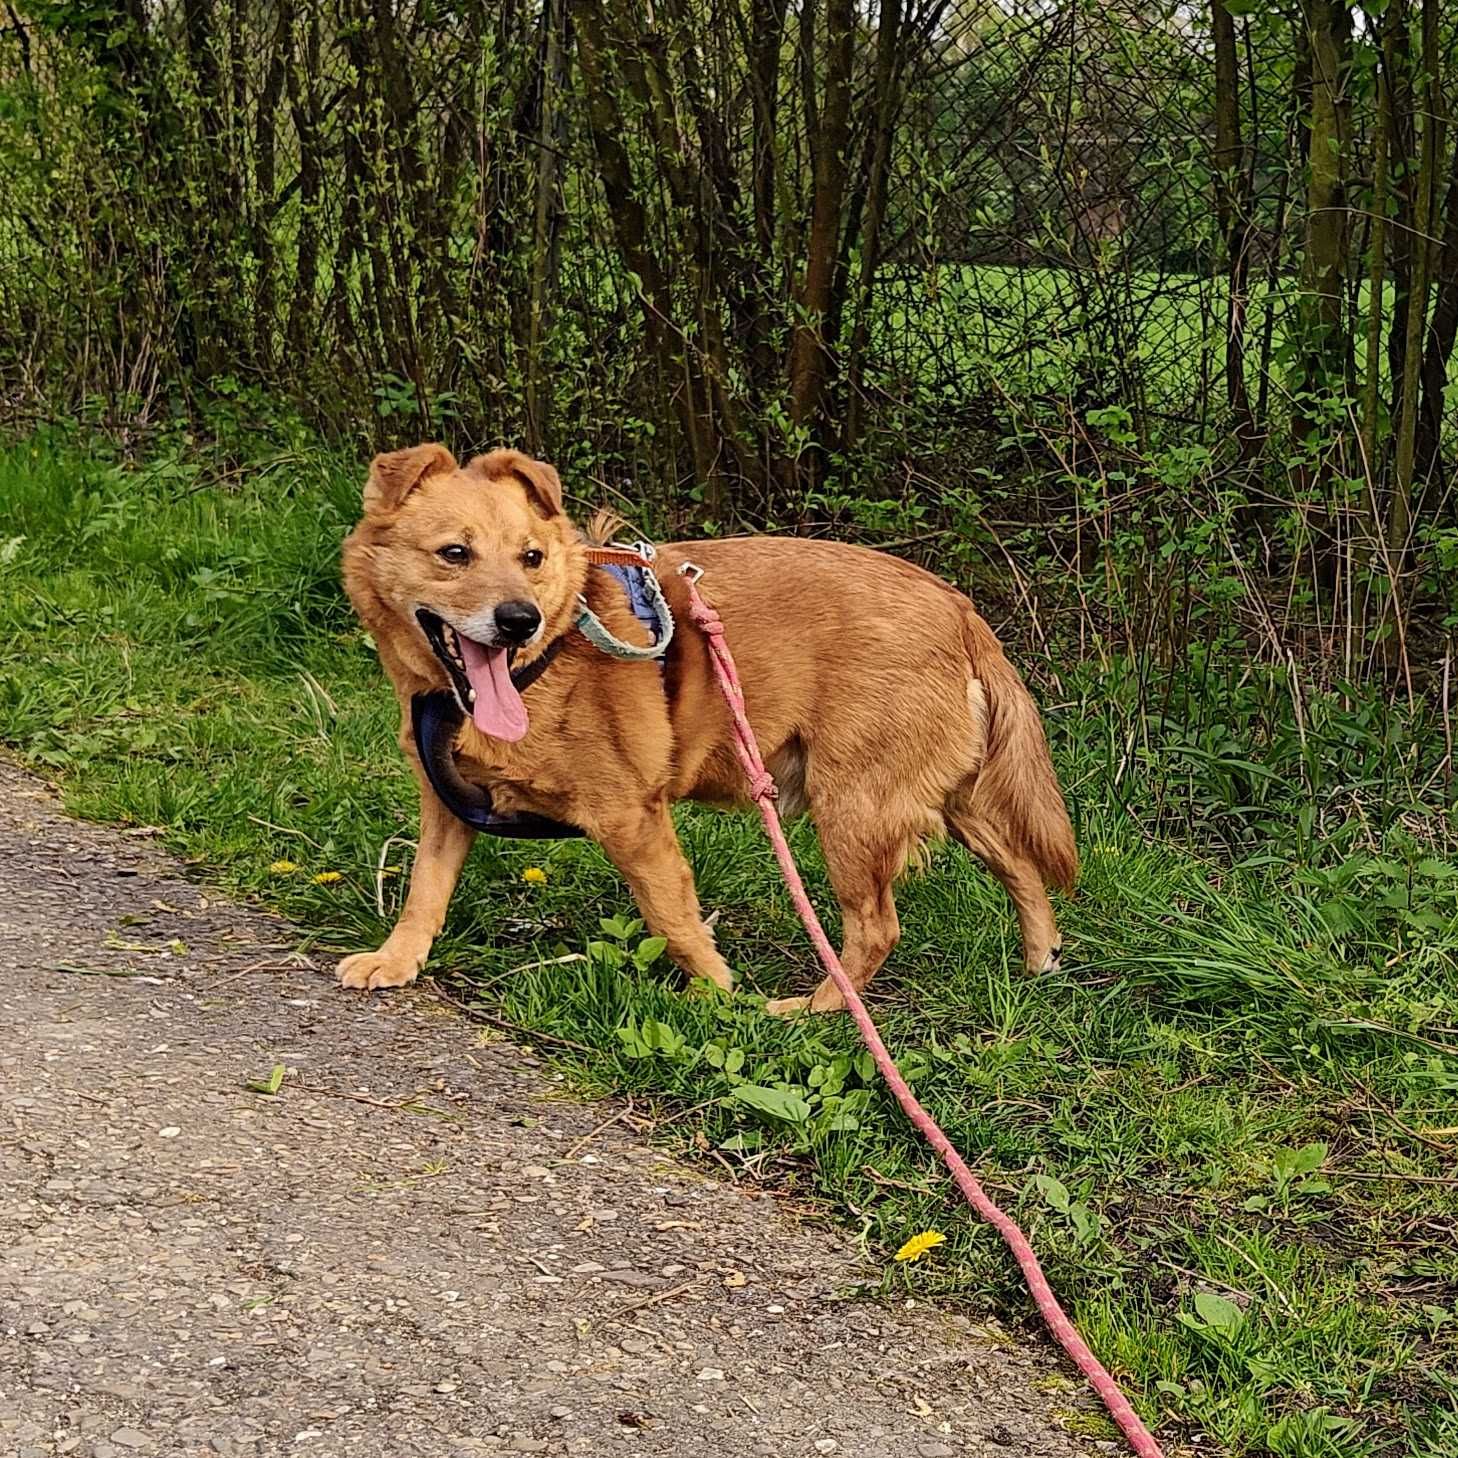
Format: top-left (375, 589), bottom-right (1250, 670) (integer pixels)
top-left (584, 507), bottom-right (628, 546)
top-left (959, 611), bottom-right (1078, 891)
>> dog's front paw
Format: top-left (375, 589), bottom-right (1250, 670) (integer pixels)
top-left (1027, 943), bottom-right (1063, 975)
top-left (337, 948), bottom-right (425, 991)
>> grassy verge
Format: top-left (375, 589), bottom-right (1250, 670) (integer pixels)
top-left (2, 423), bottom-right (1456, 1457)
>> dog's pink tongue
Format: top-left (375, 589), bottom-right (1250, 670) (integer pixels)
top-left (459, 636), bottom-right (529, 742)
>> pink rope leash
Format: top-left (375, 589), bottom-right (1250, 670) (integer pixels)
top-left (680, 567), bottom-right (1164, 1458)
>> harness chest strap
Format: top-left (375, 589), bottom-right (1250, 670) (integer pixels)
top-left (411, 690), bottom-right (583, 839)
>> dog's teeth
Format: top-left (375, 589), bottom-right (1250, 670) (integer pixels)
top-left (467, 690), bottom-right (476, 704)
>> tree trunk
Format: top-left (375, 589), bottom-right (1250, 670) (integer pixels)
top-left (285, 7), bottom-right (322, 361)
top-left (843, 0), bottom-right (907, 448)
top-left (1389, 0), bottom-right (1439, 557)
top-left (1359, 30), bottom-right (1390, 598)
top-left (182, 0), bottom-right (227, 372)
top-left (252, 0), bottom-right (293, 372)
top-left (525, 0), bottom-right (565, 453)
top-left (745, 0), bottom-right (789, 406)
top-left (1211, 0), bottom-right (1256, 456)
top-left (1412, 26), bottom-right (1456, 489)
top-left (1291, 0), bottom-right (1350, 464)
top-left (1361, 37), bottom-right (1389, 481)
top-left (1383, 0), bottom-right (1416, 425)
top-left (787, 0), bottom-right (855, 455)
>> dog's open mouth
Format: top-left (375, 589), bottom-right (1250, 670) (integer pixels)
top-left (416, 609), bottom-right (529, 743)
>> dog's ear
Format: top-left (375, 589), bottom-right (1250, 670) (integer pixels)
top-left (363, 443), bottom-right (457, 515)
top-left (467, 450), bottom-right (564, 519)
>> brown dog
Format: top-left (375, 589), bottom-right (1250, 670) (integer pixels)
top-left (339, 444), bottom-right (1076, 1013)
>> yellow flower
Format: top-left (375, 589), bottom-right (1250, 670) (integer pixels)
top-left (312, 870), bottom-right (343, 884)
top-left (522, 866), bottom-right (548, 885)
top-left (269, 860), bottom-right (299, 875)
top-left (894, 1230), bottom-right (947, 1263)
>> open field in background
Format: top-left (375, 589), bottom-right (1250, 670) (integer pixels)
top-left (3, 424), bottom-right (1457, 1457)
top-left (875, 267), bottom-right (1458, 430)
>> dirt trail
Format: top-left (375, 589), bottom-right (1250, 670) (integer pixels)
top-left (0, 760), bottom-right (1100, 1458)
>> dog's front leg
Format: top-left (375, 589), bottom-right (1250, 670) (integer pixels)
top-left (593, 799), bottom-right (734, 992)
top-left (338, 777), bottom-right (474, 991)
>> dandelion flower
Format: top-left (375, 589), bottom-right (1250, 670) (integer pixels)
top-left (522, 866), bottom-right (548, 885)
top-left (312, 870), bottom-right (342, 885)
top-left (269, 860), bottom-right (299, 875)
top-left (894, 1231), bottom-right (947, 1263)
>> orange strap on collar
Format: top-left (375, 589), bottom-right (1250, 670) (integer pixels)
top-left (584, 544), bottom-right (657, 569)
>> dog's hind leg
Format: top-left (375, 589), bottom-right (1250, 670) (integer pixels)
top-left (764, 801), bottom-right (904, 1016)
top-left (594, 799), bottom-right (735, 992)
top-left (946, 808), bottom-right (1061, 973)
top-left (339, 780), bottom-right (475, 990)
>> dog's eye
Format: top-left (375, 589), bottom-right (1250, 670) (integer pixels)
top-left (521, 548), bottom-right (544, 569)
top-left (437, 544), bottom-right (470, 565)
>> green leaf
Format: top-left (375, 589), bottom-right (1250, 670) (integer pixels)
top-left (246, 1063), bottom-right (286, 1096)
top-left (731, 1084), bottom-right (812, 1126)
top-left (1069, 1203), bottom-right (1101, 1242)
top-left (614, 1021), bottom-right (651, 1058)
top-left (646, 1020), bottom-right (686, 1056)
top-left (1193, 1290), bottom-right (1244, 1333)
top-left (633, 935), bottom-right (668, 968)
top-left (1030, 1173), bottom-right (1071, 1213)
top-left (598, 915), bottom-right (644, 942)
top-left (1292, 1142), bottom-right (1328, 1176)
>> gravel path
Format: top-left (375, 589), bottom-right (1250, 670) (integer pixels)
top-left (0, 760), bottom-right (1101, 1458)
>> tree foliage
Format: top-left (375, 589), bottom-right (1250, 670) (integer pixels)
top-left (1, 1), bottom-right (1456, 681)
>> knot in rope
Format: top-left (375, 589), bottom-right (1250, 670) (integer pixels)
top-left (746, 770), bottom-right (777, 802)
top-left (688, 602), bottom-right (725, 636)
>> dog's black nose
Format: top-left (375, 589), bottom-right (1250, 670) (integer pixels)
top-left (494, 599), bottom-right (541, 643)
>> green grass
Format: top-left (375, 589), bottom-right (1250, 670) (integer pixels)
top-left (2, 423), bottom-right (1457, 1456)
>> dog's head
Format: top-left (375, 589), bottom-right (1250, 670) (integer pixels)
top-left (342, 444), bottom-right (586, 742)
